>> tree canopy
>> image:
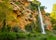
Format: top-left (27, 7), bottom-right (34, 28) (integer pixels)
top-left (50, 4), bottom-right (56, 20)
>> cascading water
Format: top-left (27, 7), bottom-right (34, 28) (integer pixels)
top-left (38, 6), bottom-right (46, 34)
top-left (27, 0), bottom-right (46, 34)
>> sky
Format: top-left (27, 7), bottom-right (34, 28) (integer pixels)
top-left (38, 0), bottom-right (56, 13)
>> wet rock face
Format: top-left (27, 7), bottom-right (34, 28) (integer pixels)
top-left (6, 0), bottom-right (52, 31)
top-left (6, 0), bottom-right (38, 31)
top-left (0, 0), bottom-right (3, 2)
top-left (41, 10), bottom-right (52, 31)
top-left (44, 16), bottom-right (52, 31)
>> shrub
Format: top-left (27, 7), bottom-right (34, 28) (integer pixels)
top-left (25, 21), bottom-right (41, 33)
top-left (16, 33), bottom-right (27, 38)
top-left (25, 24), bottom-right (33, 32)
top-left (7, 32), bottom-right (17, 40)
top-left (12, 26), bottom-right (21, 32)
top-left (0, 32), bottom-right (8, 40)
top-left (0, 32), bottom-right (16, 40)
top-left (1, 25), bottom-right (11, 32)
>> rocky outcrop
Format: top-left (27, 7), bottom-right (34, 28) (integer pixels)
top-left (6, 0), bottom-right (38, 31)
top-left (0, 0), bottom-right (52, 31)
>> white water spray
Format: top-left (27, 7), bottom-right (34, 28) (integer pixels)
top-left (38, 6), bottom-right (46, 34)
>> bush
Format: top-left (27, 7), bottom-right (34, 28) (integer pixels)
top-left (7, 32), bottom-right (17, 40)
top-left (0, 32), bottom-right (16, 40)
top-left (0, 31), bottom-right (56, 40)
top-left (0, 32), bottom-right (8, 40)
top-left (16, 33), bottom-right (27, 38)
top-left (16, 32), bottom-right (37, 40)
top-left (25, 21), bottom-right (41, 33)
top-left (1, 25), bottom-right (11, 32)
top-left (25, 24), bottom-right (33, 32)
top-left (12, 26), bottom-right (21, 32)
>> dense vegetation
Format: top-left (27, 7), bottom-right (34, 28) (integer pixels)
top-left (0, 0), bottom-right (56, 40)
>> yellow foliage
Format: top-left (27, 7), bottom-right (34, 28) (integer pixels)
top-left (53, 4), bottom-right (56, 11)
top-left (50, 12), bottom-right (56, 19)
top-left (50, 4), bottom-right (56, 20)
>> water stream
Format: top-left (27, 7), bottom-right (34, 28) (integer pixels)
top-left (38, 6), bottom-right (46, 34)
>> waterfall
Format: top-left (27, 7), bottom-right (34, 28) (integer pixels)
top-left (38, 6), bottom-right (46, 34)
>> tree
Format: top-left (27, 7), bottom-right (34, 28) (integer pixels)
top-left (32, 0), bottom-right (41, 5)
top-left (29, 0), bottom-right (41, 11)
top-left (50, 4), bottom-right (56, 20)
top-left (50, 4), bottom-right (56, 30)
top-left (0, 0), bottom-right (17, 27)
top-left (40, 6), bottom-right (45, 11)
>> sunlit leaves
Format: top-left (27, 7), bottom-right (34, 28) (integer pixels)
top-left (50, 4), bottom-right (56, 20)
top-left (0, 0), bottom-right (15, 22)
top-left (50, 12), bottom-right (56, 20)
top-left (32, 0), bottom-right (41, 6)
top-left (52, 4), bottom-right (56, 11)
top-left (29, 2), bottom-right (38, 10)
top-left (40, 6), bottom-right (45, 11)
